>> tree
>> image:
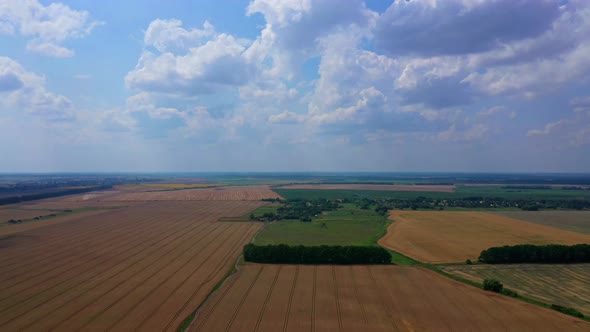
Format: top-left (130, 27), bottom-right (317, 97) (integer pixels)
top-left (483, 278), bottom-right (503, 293)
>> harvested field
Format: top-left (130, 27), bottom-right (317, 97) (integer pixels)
top-left (279, 184), bottom-right (456, 192)
top-left (105, 185), bottom-right (282, 201)
top-left (17, 199), bottom-right (133, 210)
top-left (115, 184), bottom-right (216, 191)
top-left (192, 264), bottom-right (589, 332)
top-left (441, 264), bottom-right (590, 317)
top-left (0, 209), bottom-right (114, 237)
top-left (379, 211), bottom-right (590, 263)
top-left (0, 200), bottom-right (264, 332)
top-left (56, 190), bottom-right (123, 201)
top-left (493, 211), bottom-right (590, 235)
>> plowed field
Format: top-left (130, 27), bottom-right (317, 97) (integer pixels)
top-left (0, 200), bottom-right (265, 332)
top-left (379, 210), bottom-right (590, 263)
top-left (191, 264), bottom-right (589, 332)
top-left (105, 186), bottom-right (282, 201)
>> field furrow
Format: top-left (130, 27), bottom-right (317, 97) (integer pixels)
top-left (193, 264), bottom-right (590, 332)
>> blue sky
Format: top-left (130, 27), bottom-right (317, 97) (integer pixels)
top-left (0, 0), bottom-right (589, 172)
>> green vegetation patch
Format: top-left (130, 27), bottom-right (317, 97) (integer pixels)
top-left (253, 204), bottom-right (387, 246)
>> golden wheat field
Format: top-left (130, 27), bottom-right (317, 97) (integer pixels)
top-left (379, 210), bottom-right (590, 263)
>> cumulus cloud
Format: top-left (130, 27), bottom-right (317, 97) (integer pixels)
top-left (246, 0), bottom-right (376, 78)
top-left (0, 56), bottom-right (74, 121)
top-left (375, 0), bottom-right (561, 56)
top-left (0, 0), bottom-right (102, 57)
top-left (144, 19), bottom-right (215, 53)
top-left (126, 20), bottom-right (255, 95)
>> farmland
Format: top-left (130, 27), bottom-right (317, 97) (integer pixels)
top-left (105, 185), bottom-right (282, 201)
top-left (0, 208), bottom-right (115, 237)
top-left (279, 184), bottom-right (456, 192)
top-left (0, 199), bottom-right (265, 332)
top-left (379, 210), bottom-right (590, 263)
top-left (253, 204), bottom-right (388, 246)
top-left (115, 183), bottom-right (216, 191)
top-left (276, 184), bottom-right (590, 201)
top-left (493, 211), bottom-right (590, 235)
top-left (0, 208), bottom-right (56, 223)
top-left (191, 264), bottom-right (589, 331)
top-left (441, 264), bottom-right (590, 317)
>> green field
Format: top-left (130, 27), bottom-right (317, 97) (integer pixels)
top-left (252, 204), bottom-right (388, 246)
top-left (493, 210), bottom-right (590, 235)
top-left (275, 185), bottom-right (590, 201)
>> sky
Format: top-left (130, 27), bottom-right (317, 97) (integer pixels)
top-left (0, 0), bottom-right (589, 173)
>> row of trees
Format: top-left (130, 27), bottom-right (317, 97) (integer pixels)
top-left (479, 244), bottom-right (590, 264)
top-left (243, 244), bottom-right (391, 264)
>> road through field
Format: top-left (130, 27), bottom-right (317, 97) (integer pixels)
top-left (192, 264), bottom-right (590, 332)
top-left (0, 200), bottom-right (264, 332)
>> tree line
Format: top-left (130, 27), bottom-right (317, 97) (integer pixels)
top-left (478, 244), bottom-right (590, 264)
top-left (243, 244), bottom-right (391, 264)
top-left (0, 186), bottom-right (110, 206)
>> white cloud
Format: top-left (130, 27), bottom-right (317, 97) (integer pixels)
top-left (268, 110), bottom-right (304, 124)
top-left (144, 19), bottom-right (215, 53)
top-left (126, 22), bottom-right (255, 95)
top-left (477, 106), bottom-right (505, 117)
top-left (0, 0), bottom-right (102, 57)
top-left (246, 0), bottom-right (376, 79)
top-left (0, 56), bottom-right (74, 121)
top-left (527, 113), bottom-right (590, 146)
top-left (527, 119), bottom-right (570, 136)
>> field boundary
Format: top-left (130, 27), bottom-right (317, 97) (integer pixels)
top-left (377, 213), bottom-right (590, 323)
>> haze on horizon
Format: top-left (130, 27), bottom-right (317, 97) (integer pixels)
top-left (1, 0), bottom-right (589, 173)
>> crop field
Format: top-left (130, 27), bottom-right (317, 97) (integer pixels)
top-left (379, 210), bottom-right (590, 263)
top-left (115, 183), bottom-right (217, 191)
top-left (105, 185), bottom-right (282, 201)
top-left (493, 211), bottom-right (590, 235)
top-left (0, 200), bottom-right (265, 332)
top-left (441, 264), bottom-right (590, 317)
top-left (0, 209), bottom-right (114, 237)
top-left (191, 264), bottom-right (589, 332)
top-left (279, 184), bottom-right (456, 192)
